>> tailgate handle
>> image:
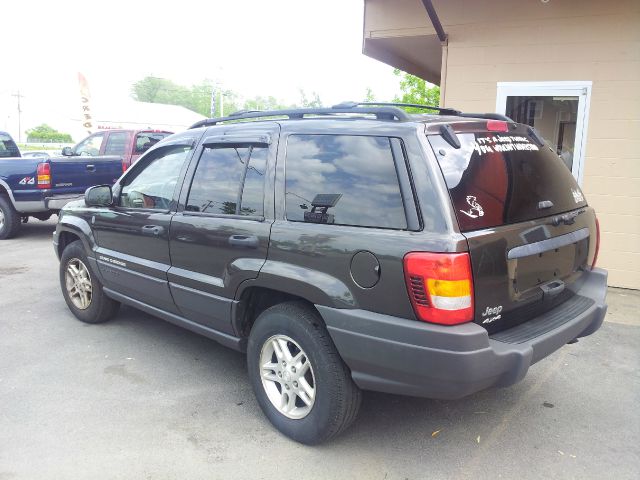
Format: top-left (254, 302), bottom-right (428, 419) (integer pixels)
top-left (86, 164), bottom-right (96, 172)
top-left (540, 280), bottom-right (565, 298)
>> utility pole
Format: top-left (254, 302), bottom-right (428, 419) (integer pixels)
top-left (11, 91), bottom-right (25, 142)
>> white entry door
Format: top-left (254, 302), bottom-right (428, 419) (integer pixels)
top-left (496, 81), bottom-right (592, 184)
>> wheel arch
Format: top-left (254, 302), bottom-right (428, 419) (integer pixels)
top-left (0, 180), bottom-right (17, 205)
top-left (232, 285), bottom-right (326, 339)
top-left (56, 216), bottom-right (96, 259)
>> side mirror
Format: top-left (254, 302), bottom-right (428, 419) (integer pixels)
top-left (85, 185), bottom-right (113, 207)
top-left (61, 146), bottom-right (74, 156)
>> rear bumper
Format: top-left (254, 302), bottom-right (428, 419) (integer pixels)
top-left (318, 268), bottom-right (607, 400)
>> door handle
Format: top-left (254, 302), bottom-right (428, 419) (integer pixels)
top-left (228, 234), bottom-right (259, 248)
top-left (141, 225), bottom-right (164, 236)
top-left (86, 164), bottom-right (96, 172)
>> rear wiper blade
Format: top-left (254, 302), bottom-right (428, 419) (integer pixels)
top-left (551, 209), bottom-right (585, 226)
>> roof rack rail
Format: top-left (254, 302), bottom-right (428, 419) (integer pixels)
top-left (190, 106), bottom-right (412, 129)
top-left (334, 101), bottom-right (462, 116)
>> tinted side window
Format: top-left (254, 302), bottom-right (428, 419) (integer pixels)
top-left (185, 146), bottom-right (266, 216)
top-left (104, 132), bottom-right (130, 155)
top-left (120, 145), bottom-right (191, 210)
top-left (285, 135), bottom-right (407, 229)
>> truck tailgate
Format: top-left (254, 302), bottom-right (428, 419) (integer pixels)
top-left (50, 156), bottom-right (122, 196)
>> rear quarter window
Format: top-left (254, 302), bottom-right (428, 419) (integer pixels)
top-left (0, 133), bottom-right (19, 157)
top-left (285, 134), bottom-right (407, 230)
top-left (429, 132), bottom-right (587, 232)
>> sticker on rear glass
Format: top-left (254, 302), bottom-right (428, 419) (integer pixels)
top-left (571, 188), bottom-right (584, 203)
top-left (459, 195), bottom-right (484, 219)
top-left (474, 135), bottom-right (539, 156)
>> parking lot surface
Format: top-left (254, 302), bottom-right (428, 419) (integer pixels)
top-left (1, 219), bottom-right (639, 480)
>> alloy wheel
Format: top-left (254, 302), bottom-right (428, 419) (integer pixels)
top-left (64, 258), bottom-right (93, 310)
top-left (259, 334), bottom-right (316, 419)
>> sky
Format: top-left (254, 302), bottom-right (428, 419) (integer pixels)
top-left (0, 0), bottom-right (401, 141)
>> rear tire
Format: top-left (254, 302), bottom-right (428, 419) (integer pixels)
top-left (247, 302), bottom-right (361, 444)
top-left (0, 195), bottom-right (21, 239)
top-left (59, 240), bottom-right (120, 324)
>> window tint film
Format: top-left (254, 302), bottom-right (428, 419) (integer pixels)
top-left (429, 132), bottom-right (587, 232)
top-left (104, 132), bottom-right (130, 155)
top-left (185, 146), bottom-right (266, 216)
top-left (285, 135), bottom-right (406, 229)
top-left (120, 145), bottom-right (191, 210)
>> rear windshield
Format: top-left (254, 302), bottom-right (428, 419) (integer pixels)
top-left (0, 133), bottom-right (20, 158)
top-left (135, 132), bottom-right (172, 154)
top-left (429, 131), bottom-right (587, 232)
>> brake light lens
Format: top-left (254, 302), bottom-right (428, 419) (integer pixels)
top-left (592, 217), bottom-right (601, 269)
top-left (404, 252), bottom-right (474, 325)
top-left (486, 120), bottom-right (509, 132)
top-left (36, 162), bottom-right (51, 189)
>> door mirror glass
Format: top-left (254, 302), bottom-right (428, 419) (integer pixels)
top-left (61, 146), bottom-right (74, 156)
top-left (85, 185), bottom-right (113, 207)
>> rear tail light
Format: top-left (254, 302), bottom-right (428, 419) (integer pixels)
top-left (403, 252), bottom-right (474, 325)
top-left (486, 119), bottom-right (509, 132)
top-left (122, 162), bottom-right (128, 172)
top-left (36, 162), bottom-right (51, 189)
top-left (591, 217), bottom-right (601, 269)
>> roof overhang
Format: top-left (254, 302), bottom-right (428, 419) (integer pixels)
top-left (362, 0), bottom-right (447, 85)
top-left (363, 33), bottom-right (442, 85)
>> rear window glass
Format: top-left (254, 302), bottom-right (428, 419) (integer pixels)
top-left (285, 134), bottom-right (407, 230)
top-left (429, 132), bottom-right (587, 232)
top-left (135, 132), bottom-right (172, 153)
top-left (0, 133), bottom-right (19, 157)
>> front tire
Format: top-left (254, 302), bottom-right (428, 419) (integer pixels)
top-left (247, 302), bottom-right (361, 444)
top-left (0, 195), bottom-right (21, 239)
top-left (59, 240), bottom-right (120, 324)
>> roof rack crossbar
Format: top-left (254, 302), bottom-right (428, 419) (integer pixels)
top-left (190, 106), bottom-right (412, 129)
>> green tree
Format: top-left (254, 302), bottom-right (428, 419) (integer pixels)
top-left (364, 87), bottom-right (376, 102)
top-left (26, 124), bottom-right (73, 143)
top-left (244, 96), bottom-right (293, 112)
top-left (131, 76), bottom-right (241, 116)
top-left (299, 89), bottom-right (323, 108)
top-left (393, 69), bottom-right (440, 112)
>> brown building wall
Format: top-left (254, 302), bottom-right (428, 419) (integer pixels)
top-left (364, 0), bottom-right (640, 289)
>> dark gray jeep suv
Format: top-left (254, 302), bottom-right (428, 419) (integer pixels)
top-left (54, 103), bottom-right (607, 444)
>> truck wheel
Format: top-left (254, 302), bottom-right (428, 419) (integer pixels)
top-left (0, 195), bottom-right (21, 239)
top-left (247, 302), bottom-right (361, 444)
top-left (60, 240), bottom-right (120, 324)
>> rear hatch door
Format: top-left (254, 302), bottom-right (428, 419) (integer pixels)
top-left (428, 122), bottom-right (598, 334)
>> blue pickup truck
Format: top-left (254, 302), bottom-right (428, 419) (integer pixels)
top-left (0, 131), bottom-right (122, 239)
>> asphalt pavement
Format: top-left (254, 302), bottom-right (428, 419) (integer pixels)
top-left (0, 218), bottom-right (638, 480)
